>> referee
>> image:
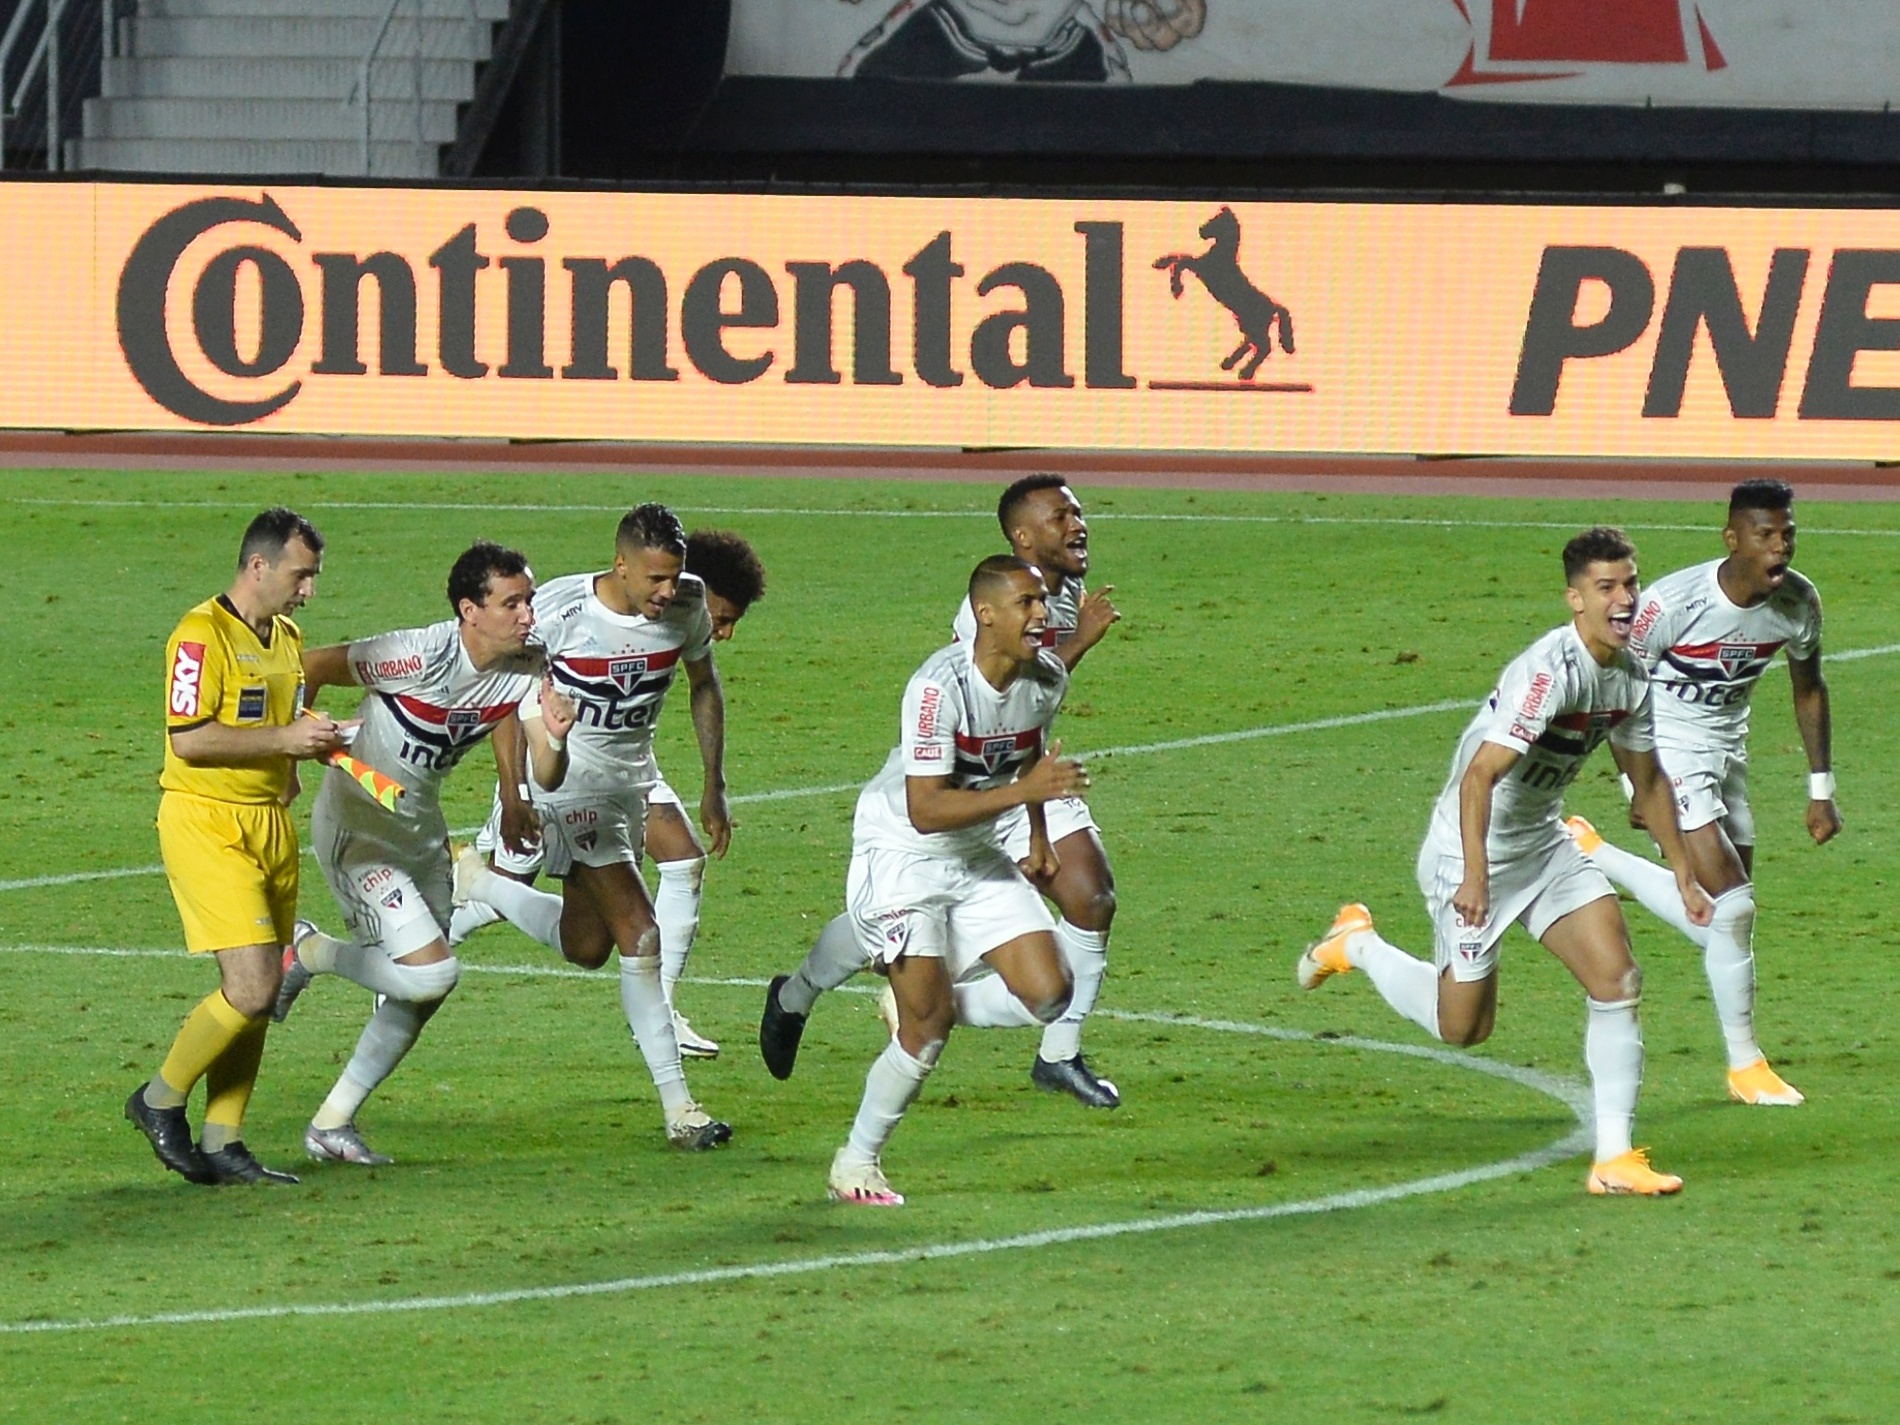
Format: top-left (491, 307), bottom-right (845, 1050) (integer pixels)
top-left (126, 508), bottom-right (350, 1185)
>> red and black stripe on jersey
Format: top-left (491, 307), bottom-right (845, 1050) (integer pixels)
top-left (379, 692), bottom-right (517, 764)
top-left (1532, 708), bottom-right (1629, 758)
top-left (950, 727), bottom-right (1041, 785)
top-left (1659, 638), bottom-right (1786, 686)
top-left (550, 648), bottom-right (683, 708)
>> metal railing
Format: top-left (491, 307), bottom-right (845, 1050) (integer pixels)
top-left (348, 0), bottom-right (489, 178)
top-left (1, 0), bottom-right (116, 169)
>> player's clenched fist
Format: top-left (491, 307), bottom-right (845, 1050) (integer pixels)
top-left (538, 673), bottom-right (579, 741)
top-left (1019, 738), bottom-right (1090, 804)
top-left (1104, 0), bottom-right (1205, 52)
top-left (1076, 584), bottom-right (1120, 641)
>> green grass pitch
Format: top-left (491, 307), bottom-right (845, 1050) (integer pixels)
top-left (1, 469), bottom-right (1897, 1424)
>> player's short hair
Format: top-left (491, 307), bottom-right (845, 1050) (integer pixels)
top-left (685, 529), bottom-right (767, 610)
top-left (237, 507), bottom-right (323, 569)
top-left (968, 553), bottom-right (1037, 606)
top-left (1562, 526), bottom-right (1637, 582)
top-left (447, 540), bottom-right (531, 613)
top-left (996, 473), bottom-right (1071, 537)
top-left (617, 503), bottom-right (687, 557)
top-left (1729, 478), bottom-right (1795, 518)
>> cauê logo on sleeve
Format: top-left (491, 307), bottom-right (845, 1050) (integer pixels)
top-left (113, 192), bottom-right (1161, 427)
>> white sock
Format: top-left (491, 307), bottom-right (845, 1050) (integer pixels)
top-left (618, 955), bottom-right (690, 1114)
top-left (953, 974), bottom-right (1041, 1028)
top-left (1039, 920), bottom-right (1108, 1063)
top-left (843, 1039), bottom-right (934, 1164)
top-left (654, 857), bottom-right (705, 999)
top-left (294, 929), bottom-right (347, 976)
top-left (1585, 996), bottom-right (1643, 1161)
top-left (779, 914), bottom-right (866, 1016)
top-left (1345, 929), bottom-right (1442, 1040)
top-left (1703, 885), bottom-right (1761, 1069)
top-left (470, 867), bottom-right (566, 954)
top-left (311, 996), bottom-right (441, 1130)
top-left (447, 900), bottom-right (502, 948)
top-left (1587, 840), bottom-right (1708, 947)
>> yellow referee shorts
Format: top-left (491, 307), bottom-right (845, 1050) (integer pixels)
top-left (157, 792), bottom-right (300, 954)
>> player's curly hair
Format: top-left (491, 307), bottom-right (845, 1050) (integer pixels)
top-left (447, 540), bottom-right (531, 614)
top-left (237, 507), bottom-right (323, 568)
top-left (996, 473), bottom-right (1070, 537)
top-left (685, 529), bottom-right (768, 610)
top-left (617, 502), bottom-right (687, 556)
top-left (1729, 478), bottom-right (1794, 516)
top-left (1561, 526), bottom-right (1637, 582)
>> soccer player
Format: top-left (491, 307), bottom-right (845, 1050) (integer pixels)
top-left (760, 475), bottom-right (1124, 1106)
top-left (1298, 528), bottom-right (1712, 1196)
top-left (773, 555), bottom-right (1088, 1206)
top-left (1565, 480), bottom-right (1836, 1106)
top-left (444, 506), bottom-right (735, 1149)
top-left (128, 508), bottom-right (351, 1186)
top-left (273, 541), bottom-right (573, 1166)
top-left (453, 527), bottom-right (767, 1059)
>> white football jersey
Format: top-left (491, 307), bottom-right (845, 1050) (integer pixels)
top-left (951, 574), bottom-right (1082, 651)
top-left (1627, 559), bottom-right (1822, 757)
top-left (853, 640), bottom-right (1069, 860)
top-left (1428, 623), bottom-right (1655, 861)
top-left (321, 620), bottom-right (542, 832)
top-left (532, 571), bottom-right (713, 795)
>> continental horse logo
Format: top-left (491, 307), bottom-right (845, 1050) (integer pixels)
top-left (1153, 207), bottom-right (1296, 381)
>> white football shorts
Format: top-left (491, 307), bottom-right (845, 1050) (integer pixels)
top-left (993, 795), bottom-right (1098, 863)
top-left (846, 844), bottom-right (1055, 982)
top-left (1657, 746), bottom-right (1754, 845)
top-left (1415, 826), bottom-right (1616, 983)
top-left (310, 794), bottom-right (452, 960)
top-left (530, 786), bottom-right (647, 879)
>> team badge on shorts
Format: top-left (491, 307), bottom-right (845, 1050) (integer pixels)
top-left (381, 887), bottom-right (404, 911)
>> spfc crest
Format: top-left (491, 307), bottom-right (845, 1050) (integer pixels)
top-left (609, 656), bottom-right (650, 693)
top-left (445, 708), bottom-right (486, 743)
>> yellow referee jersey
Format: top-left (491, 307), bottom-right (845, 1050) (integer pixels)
top-left (160, 595), bottom-right (306, 804)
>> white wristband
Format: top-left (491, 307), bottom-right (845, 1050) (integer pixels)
top-left (1809, 770), bottom-right (1835, 801)
top-left (545, 732), bottom-right (565, 753)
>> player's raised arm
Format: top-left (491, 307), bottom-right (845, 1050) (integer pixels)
top-left (518, 673), bottom-right (578, 794)
top-left (684, 652), bottom-right (732, 857)
top-left (1059, 585), bottom-right (1119, 670)
top-left (1788, 650), bottom-right (1841, 845)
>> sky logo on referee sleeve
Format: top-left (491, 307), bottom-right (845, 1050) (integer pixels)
top-left (169, 642), bottom-right (206, 716)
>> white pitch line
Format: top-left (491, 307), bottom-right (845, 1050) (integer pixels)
top-left (6, 640), bottom-right (1896, 896)
top-left (0, 1004), bottom-right (1588, 1337)
top-left (7, 494), bottom-right (1900, 538)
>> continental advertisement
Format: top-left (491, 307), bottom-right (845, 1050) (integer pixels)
top-left (5, 181), bottom-right (1899, 460)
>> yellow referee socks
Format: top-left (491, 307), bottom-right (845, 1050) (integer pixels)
top-left (150, 989), bottom-right (255, 1110)
top-left (199, 1015), bottom-right (269, 1152)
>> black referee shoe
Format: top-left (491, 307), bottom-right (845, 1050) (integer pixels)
top-left (1030, 1053), bottom-right (1122, 1109)
top-left (758, 975), bottom-right (808, 1081)
top-left (124, 1085), bottom-right (218, 1184)
top-left (200, 1141), bottom-right (300, 1186)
